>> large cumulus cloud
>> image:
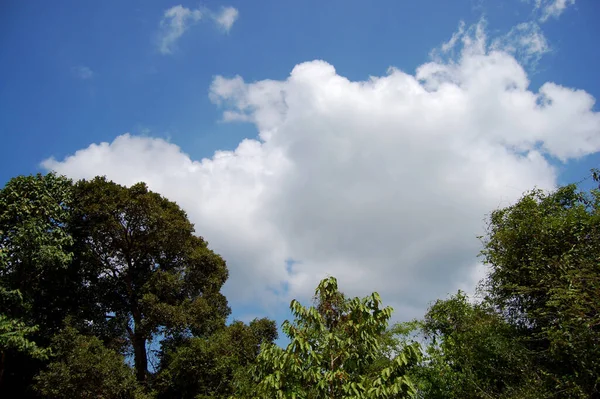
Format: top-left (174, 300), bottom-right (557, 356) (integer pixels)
top-left (43, 22), bottom-right (600, 320)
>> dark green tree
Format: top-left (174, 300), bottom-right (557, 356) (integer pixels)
top-left (415, 292), bottom-right (545, 399)
top-left (253, 276), bottom-right (421, 398)
top-left (155, 318), bottom-right (278, 399)
top-left (481, 182), bottom-right (600, 397)
top-left (71, 177), bottom-right (230, 384)
top-left (34, 325), bottom-right (147, 399)
top-left (0, 288), bottom-right (50, 389)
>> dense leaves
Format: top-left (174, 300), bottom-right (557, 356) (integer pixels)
top-left (0, 288), bottom-right (50, 390)
top-left (480, 183), bottom-right (600, 397)
top-left (253, 277), bottom-right (422, 398)
top-left (2, 171), bottom-right (599, 398)
top-left (0, 288), bottom-right (49, 360)
top-left (0, 174), bottom-right (234, 397)
top-left (411, 177), bottom-right (600, 398)
top-left (0, 173), bottom-right (80, 335)
top-left (414, 293), bottom-right (546, 398)
top-left (0, 173), bottom-right (87, 396)
top-left (71, 177), bottom-right (231, 383)
top-left (155, 318), bottom-right (277, 399)
top-left (34, 325), bottom-right (147, 399)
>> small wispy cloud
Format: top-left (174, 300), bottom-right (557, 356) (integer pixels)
top-left (156, 4), bottom-right (239, 55)
top-left (213, 6), bottom-right (239, 32)
top-left (440, 20), bottom-right (466, 53)
top-left (157, 5), bottom-right (203, 55)
top-left (72, 65), bottom-right (94, 80)
top-left (492, 22), bottom-right (550, 67)
top-left (535, 0), bottom-right (576, 22)
top-left (429, 19), bottom-right (487, 61)
top-left (430, 18), bottom-right (550, 72)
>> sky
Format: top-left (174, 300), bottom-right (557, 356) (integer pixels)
top-left (1, 0), bottom-right (600, 333)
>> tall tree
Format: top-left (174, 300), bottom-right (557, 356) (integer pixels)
top-left (0, 173), bottom-right (88, 397)
top-left (0, 173), bottom-right (78, 333)
top-left (481, 181), bottom-right (600, 397)
top-left (253, 276), bottom-right (421, 398)
top-left (72, 177), bottom-right (230, 383)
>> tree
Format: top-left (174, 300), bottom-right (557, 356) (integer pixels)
top-left (71, 177), bottom-right (230, 384)
top-left (415, 292), bottom-right (546, 399)
top-left (0, 288), bottom-right (50, 389)
top-left (155, 318), bottom-right (278, 399)
top-left (0, 173), bottom-right (80, 334)
top-left (481, 182), bottom-right (600, 397)
top-left (34, 325), bottom-right (147, 399)
top-left (253, 276), bottom-right (421, 398)
top-left (0, 173), bottom-right (90, 397)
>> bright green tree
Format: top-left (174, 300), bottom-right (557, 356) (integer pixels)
top-left (0, 173), bottom-right (81, 334)
top-left (0, 173), bottom-right (90, 396)
top-left (71, 177), bottom-right (230, 384)
top-left (253, 276), bottom-right (421, 399)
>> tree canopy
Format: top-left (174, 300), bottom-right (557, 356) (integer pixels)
top-left (253, 276), bottom-right (422, 398)
top-left (410, 178), bottom-right (600, 398)
top-left (480, 183), bottom-right (600, 397)
top-left (155, 317), bottom-right (278, 399)
top-left (71, 177), bottom-right (231, 383)
top-left (1, 171), bottom-right (599, 398)
top-left (0, 174), bottom-right (234, 397)
top-left (34, 325), bottom-right (146, 399)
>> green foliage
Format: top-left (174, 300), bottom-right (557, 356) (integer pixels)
top-left (253, 276), bottom-right (421, 399)
top-left (0, 173), bottom-right (84, 395)
top-left (0, 288), bottom-right (51, 390)
top-left (0, 288), bottom-right (50, 361)
top-left (481, 184), bottom-right (600, 397)
top-left (0, 173), bottom-right (73, 272)
top-left (2, 170), bottom-right (598, 398)
top-left (34, 325), bottom-right (148, 399)
top-left (0, 314), bottom-right (48, 360)
top-left (155, 318), bottom-right (278, 399)
top-left (414, 178), bottom-right (600, 398)
top-left (415, 292), bottom-right (546, 399)
top-left (71, 177), bottom-right (231, 382)
top-left (0, 173), bottom-right (80, 334)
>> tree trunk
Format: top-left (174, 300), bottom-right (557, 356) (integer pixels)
top-left (126, 268), bottom-right (148, 384)
top-left (132, 331), bottom-right (148, 383)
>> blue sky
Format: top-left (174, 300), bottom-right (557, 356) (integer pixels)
top-left (1, 0), bottom-right (599, 333)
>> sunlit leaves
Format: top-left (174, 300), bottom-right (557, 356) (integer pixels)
top-left (252, 276), bottom-right (421, 398)
top-left (0, 313), bottom-right (49, 361)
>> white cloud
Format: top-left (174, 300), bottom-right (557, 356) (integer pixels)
top-left (156, 4), bottom-right (239, 54)
top-left (430, 19), bottom-right (487, 61)
top-left (157, 5), bottom-right (203, 55)
top-left (213, 6), bottom-right (239, 32)
top-left (72, 66), bottom-right (94, 80)
top-left (535, 0), bottom-right (576, 22)
top-left (43, 22), bottom-right (600, 321)
top-left (441, 21), bottom-right (466, 53)
top-left (491, 22), bottom-right (550, 67)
